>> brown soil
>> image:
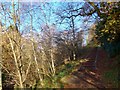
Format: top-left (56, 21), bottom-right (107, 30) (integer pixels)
top-left (63, 47), bottom-right (116, 89)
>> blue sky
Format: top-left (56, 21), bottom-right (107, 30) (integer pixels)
top-left (0, 0), bottom-right (86, 2)
top-left (0, 1), bottom-right (96, 45)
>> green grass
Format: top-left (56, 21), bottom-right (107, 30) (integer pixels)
top-left (103, 55), bottom-right (119, 88)
top-left (51, 60), bottom-right (81, 87)
top-left (103, 68), bottom-right (118, 87)
top-left (31, 60), bottom-right (82, 88)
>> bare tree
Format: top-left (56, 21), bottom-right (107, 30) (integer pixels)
top-left (0, 1), bottom-right (34, 88)
top-left (0, 1), bottom-right (89, 88)
top-left (0, 22), bottom-right (2, 90)
top-left (56, 2), bottom-right (85, 60)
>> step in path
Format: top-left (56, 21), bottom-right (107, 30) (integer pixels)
top-left (72, 65), bottom-right (106, 89)
top-left (63, 60), bottom-right (106, 89)
top-left (64, 48), bottom-right (107, 88)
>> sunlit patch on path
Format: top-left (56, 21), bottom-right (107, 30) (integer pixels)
top-left (63, 47), bottom-right (107, 88)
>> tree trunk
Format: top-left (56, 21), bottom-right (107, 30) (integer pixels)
top-left (0, 23), bottom-right (2, 90)
top-left (0, 65), bottom-right (2, 90)
top-left (51, 49), bottom-right (55, 76)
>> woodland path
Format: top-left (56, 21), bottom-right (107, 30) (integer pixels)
top-left (64, 47), bottom-right (108, 89)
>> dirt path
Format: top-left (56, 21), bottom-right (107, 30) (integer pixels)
top-left (64, 47), bottom-right (108, 88)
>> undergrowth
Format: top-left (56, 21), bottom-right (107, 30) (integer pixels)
top-left (103, 55), bottom-right (119, 88)
top-left (34, 60), bottom-right (81, 88)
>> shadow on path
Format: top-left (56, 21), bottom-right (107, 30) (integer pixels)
top-left (64, 47), bottom-right (108, 89)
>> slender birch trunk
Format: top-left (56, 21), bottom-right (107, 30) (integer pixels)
top-left (29, 5), bottom-right (43, 86)
top-left (0, 59), bottom-right (2, 90)
top-left (32, 41), bottom-right (43, 86)
top-left (7, 34), bottom-right (23, 88)
top-left (50, 49), bottom-right (55, 76)
top-left (0, 23), bottom-right (2, 90)
top-left (0, 64), bottom-right (2, 90)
